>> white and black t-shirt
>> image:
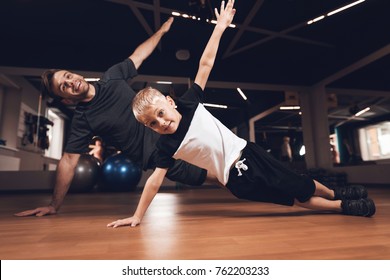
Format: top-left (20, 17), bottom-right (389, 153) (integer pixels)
top-left (155, 83), bottom-right (247, 185)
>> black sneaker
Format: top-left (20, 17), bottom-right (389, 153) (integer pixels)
top-left (341, 198), bottom-right (376, 217)
top-left (333, 185), bottom-right (368, 200)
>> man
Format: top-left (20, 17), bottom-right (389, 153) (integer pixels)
top-left (15, 17), bottom-right (209, 217)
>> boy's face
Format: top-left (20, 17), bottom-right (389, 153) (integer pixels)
top-left (51, 70), bottom-right (90, 101)
top-left (140, 96), bottom-right (182, 135)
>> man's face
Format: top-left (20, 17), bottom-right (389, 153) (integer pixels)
top-left (51, 70), bottom-right (90, 101)
top-left (140, 96), bottom-right (182, 135)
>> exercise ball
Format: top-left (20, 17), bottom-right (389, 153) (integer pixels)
top-left (101, 153), bottom-right (142, 192)
top-left (69, 154), bottom-right (101, 193)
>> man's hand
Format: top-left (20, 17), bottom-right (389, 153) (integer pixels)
top-left (129, 16), bottom-right (174, 69)
top-left (107, 216), bottom-right (141, 228)
top-left (160, 16), bottom-right (174, 34)
top-left (14, 206), bottom-right (57, 217)
top-left (88, 144), bottom-right (103, 163)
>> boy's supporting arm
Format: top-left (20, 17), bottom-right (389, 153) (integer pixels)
top-left (194, 0), bottom-right (236, 90)
top-left (129, 17), bottom-right (174, 70)
top-left (107, 167), bottom-right (168, 228)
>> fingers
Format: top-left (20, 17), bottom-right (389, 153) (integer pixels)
top-left (225, 0), bottom-right (235, 15)
top-left (215, 0), bottom-right (235, 21)
top-left (107, 217), bottom-right (140, 228)
top-left (107, 219), bottom-right (127, 228)
top-left (160, 17), bottom-right (174, 33)
top-left (14, 209), bottom-right (37, 217)
top-left (106, 221), bottom-right (117, 227)
top-left (35, 211), bottom-right (47, 217)
top-left (15, 206), bottom-right (55, 217)
top-left (164, 17), bottom-right (174, 27)
top-left (220, 0), bottom-right (225, 13)
top-left (14, 211), bottom-right (26, 217)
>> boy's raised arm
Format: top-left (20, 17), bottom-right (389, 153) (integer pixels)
top-left (194, 0), bottom-right (236, 90)
top-left (107, 167), bottom-right (168, 228)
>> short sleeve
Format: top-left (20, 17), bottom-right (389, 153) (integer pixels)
top-left (101, 59), bottom-right (138, 82)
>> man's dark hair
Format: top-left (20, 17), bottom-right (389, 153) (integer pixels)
top-left (41, 69), bottom-right (62, 100)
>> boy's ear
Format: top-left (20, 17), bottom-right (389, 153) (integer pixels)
top-left (166, 95), bottom-right (176, 107)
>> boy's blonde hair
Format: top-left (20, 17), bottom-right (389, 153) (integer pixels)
top-left (132, 87), bottom-right (166, 121)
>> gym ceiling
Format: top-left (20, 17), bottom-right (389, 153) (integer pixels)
top-left (1, 0), bottom-right (389, 131)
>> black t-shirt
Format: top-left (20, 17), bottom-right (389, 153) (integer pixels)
top-left (65, 59), bottom-right (156, 168)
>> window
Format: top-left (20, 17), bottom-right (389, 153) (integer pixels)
top-left (359, 121), bottom-right (390, 161)
top-left (44, 109), bottom-right (64, 160)
top-left (0, 87), bottom-right (3, 140)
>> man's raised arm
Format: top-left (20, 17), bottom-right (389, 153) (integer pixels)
top-left (129, 17), bottom-right (174, 69)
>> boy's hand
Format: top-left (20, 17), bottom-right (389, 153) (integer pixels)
top-left (107, 216), bottom-right (141, 228)
top-left (215, 0), bottom-right (236, 29)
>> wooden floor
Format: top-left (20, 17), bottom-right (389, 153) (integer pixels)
top-left (1, 185), bottom-right (390, 260)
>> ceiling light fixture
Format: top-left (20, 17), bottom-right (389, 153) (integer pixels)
top-left (280, 106), bottom-right (301, 110)
top-left (354, 107), bottom-right (370, 117)
top-left (210, 19), bottom-right (236, 28)
top-left (203, 103), bottom-right (228, 109)
top-left (85, 78), bottom-right (100, 82)
top-left (172, 12), bottom-right (235, 28)
top-left (327, 0), bottom-right (365, 16)
top-left (307, 15), bottom-right (325, 25)
top-left (156, 81), bottom-right (173, 84)
top-left (236, 88), bottom-right (248, 100)
top-left (307, 0), bottom-right (365, 25)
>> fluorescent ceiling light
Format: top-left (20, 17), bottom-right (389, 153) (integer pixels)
top-left (204, 103), bottom-right (228, 109)
top-left (156, 81), bottom-right (172, 84)
top-left (85, 78), bottom-right (100, 82)
top-left (280, 106), bottom-right (301, 110)
top-left (307, 15), bottom-right (325, 25)
top-left (172, 12), bottom-right (235, 28)
top-left (355, 107), bottom-right (370, 117)
top-left (210, 19), bottom-right (235, 28)
top-left (307, 0), bottom-right (365, 25)
top-left (236, 88), bottom-right (248, 100)
top-left (299, 145), bottom-right (306, 156)
top-left (327, 0), bottom-right (365, 16)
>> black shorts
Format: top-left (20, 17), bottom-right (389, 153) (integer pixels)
top-left (226, 142), bottom-right (315, 206)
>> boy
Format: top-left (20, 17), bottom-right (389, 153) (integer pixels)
top-left (107, 0), bottom-right (375, 228)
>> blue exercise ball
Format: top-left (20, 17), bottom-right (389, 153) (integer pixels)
top-left (101, 153), bottom-right (142, 192)
top-left (70, 154), bottom-right (101, 193)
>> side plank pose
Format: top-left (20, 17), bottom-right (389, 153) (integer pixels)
top-left (15, 17), bottom-right (211, 218)
top-left (108, 0), bottom-right (375, 228)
